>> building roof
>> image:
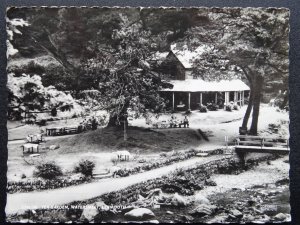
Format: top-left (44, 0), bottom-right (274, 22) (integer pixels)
top-left (170, 44), bottom-right (211, 69)
top-left (161, 79), bottom-right (250, 92)
top-left (151, 51), bottom-right (169, 61)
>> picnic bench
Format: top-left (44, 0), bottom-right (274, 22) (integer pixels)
top-left (152, 118), bottom-right (189, 129)
top-left (63, 126), bottom-right (79, 134)
top-left (46, 126), bottom-right (79, 136)
top-left (26, 134), bottom-right (45, 144)
top-left (21, 143), bottom-right (40, 154)
top-left (152, 120), bottom-right (169, 129)
top-left (234, 135), bottom-right (289, 163)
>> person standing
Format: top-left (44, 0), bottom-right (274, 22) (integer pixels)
top-left (183, 115), bottom-right (189, 128)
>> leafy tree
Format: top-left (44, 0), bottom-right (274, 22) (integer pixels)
top-left (6, 16), bottom-right (29, 57)
top-left (7, 8), bottom-right (184, 126)
top-left (86, 14), bottom-right (172, 126)
top-left (34, 162), bottom-right (63, 179)
top-left (187, 8), bottom-right (289, 134)
top-left (74, 159), bottom-right (95, 177)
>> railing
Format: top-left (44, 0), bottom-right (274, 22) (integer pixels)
top-left (235, 135), bottom-right (289, 151)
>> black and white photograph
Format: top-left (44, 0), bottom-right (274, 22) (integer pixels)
top-left (5, 7), bottom-right (290, 223)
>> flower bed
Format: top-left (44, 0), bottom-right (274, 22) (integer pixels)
top-left (113, 149), bottom-right (198, 177)
top-left (113, 148), bottom-right (224, 178)
top-left (7, 176), bottom-right (92, 194)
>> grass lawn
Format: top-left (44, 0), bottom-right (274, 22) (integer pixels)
top-left (8, 117), bottom-right (85, 141)
top-left (7, 120), bottom-right (24, 130)
top-left (7, 104), bottom-right (289, 181)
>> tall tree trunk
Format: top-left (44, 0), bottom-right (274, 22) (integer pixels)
top-left (241, 87), bottom-right (253, 129)
top-left (107, 115), bottom-right (119, 127)
top-left (240, 66), bottom-right (254, 131)
top-left (107, 112), bottom-right (128, 128)
top-left (249, 76), bottom-right (264, 135)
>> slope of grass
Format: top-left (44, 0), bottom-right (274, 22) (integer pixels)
top-left (47, 126), bottom-right (205, 154)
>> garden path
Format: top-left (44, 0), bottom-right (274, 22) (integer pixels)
top-left (6, 154), bottom-right (226, 215)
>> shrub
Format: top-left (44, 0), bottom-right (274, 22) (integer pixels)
top-left (199, 105), bottom-right (207, 113)
top-left (233, 104), bottom-right (240, 110)
top-left (36, 119), bottom-right (47, 126)
top-left (185, 109), bottom-right (191, 115)
top-left (160, 153), bottom-right (167, 157)
top-left (268, 123), bottom-right (281, 133)
top-left (34, 162), bottom-right (63, 179)
top-left (74, 160), bottom-right (95, 177)
top-left (207, 103), bottom-right (219, 111)
top-left (51, 107), bottom-right (57, 117)
top-left (225, 104), bottom-right (233, 112)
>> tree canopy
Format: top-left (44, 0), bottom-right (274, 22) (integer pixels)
top-left (7, 7), bottom-right (289, 132)
top-left (183, 8), bottom-right (289, 134)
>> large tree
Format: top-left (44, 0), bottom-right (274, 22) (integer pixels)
top-left (83, 13), bottom-right (173, 126)
top-left (8, 7), bottom-right (208, 126)
top-left (187, 8), bottom-right (289, 135)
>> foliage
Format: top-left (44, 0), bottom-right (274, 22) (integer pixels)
top-left (186, 8), bottom-right (289, 134)
top-left (51, 107), bottom-right (57, 116)
top-left (233, 104), bottom-right (240, 110)
top-left (7, 8), bottom-right (289, 132)
top-left (34, 162), bottom-right (63, 179)
top-left (7, 72), bottom-right (82, 120)
top-left (7, 8), bottom-right (210, 125)
top-left (199, 105), bottom-right (208, 113)
top-left (225, 104), bottom-right (233, 112)
top-left (268, 123), bottom-right (281, 134)
top-left (6, 17), bottom-right (29, 57)
top-left (74, 160), bottom-right (95, 177)
top-left (7, 73), bottom-right (46, 112)
top-left (207, 103), bottom-right (218, 111)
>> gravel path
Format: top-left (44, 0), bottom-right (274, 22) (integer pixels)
top-left (6, 154), bottom-right (226, 215)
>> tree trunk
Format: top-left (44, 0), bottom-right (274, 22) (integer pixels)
top-left (107, 113), bottom-right (128, 128)
top-left (241, 88), bottom-right (253, 129)
top-left (249, 76), bottom-right (264, 135)
top-left (107, 115), bottom-right (120, 127)
top-left (239, 66), bottom-right (254, 131)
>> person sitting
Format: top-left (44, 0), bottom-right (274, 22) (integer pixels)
top-left (169, 114), bottom-right (177, 128)
top-left (183, 115), bottom-right (189, 128)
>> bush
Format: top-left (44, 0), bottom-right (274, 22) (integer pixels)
top-left (51, 107), bottom-right (57, 117)
top-left (160, 153), bottom-right (167, 157)
top-left (36, 119), bottom-right (47, 126)
top-left (74, 160), bottom-right (95, 177)
top-left (207, 103), bottom-right (219, 111)
top-left (225, 104), bottom-right (233, 112)
top-left (185, 109), bottom-right (191, 115)
top-left (34, 162), bottom-right (63, 179)
top-left (233, 104), bottom-right (240, 110)
top-left (268, 123), bottom-right (281, 133)
top-left (199, 105), bottom-right (207, 113)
